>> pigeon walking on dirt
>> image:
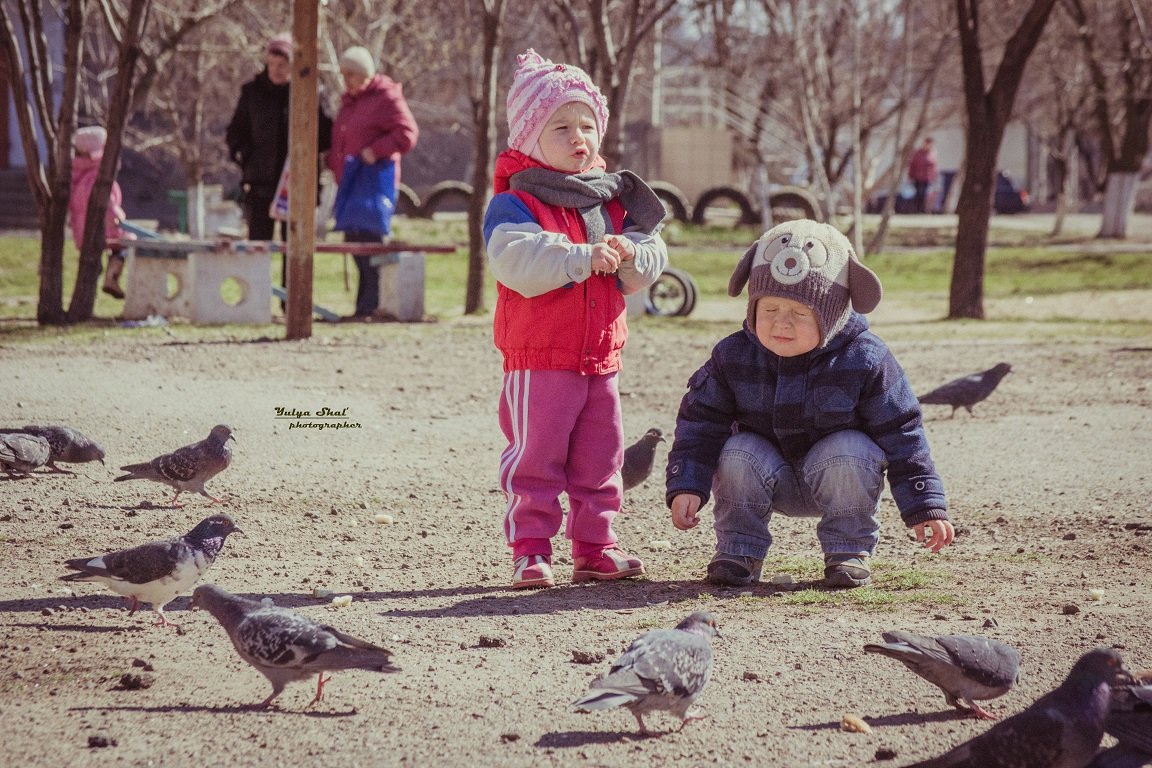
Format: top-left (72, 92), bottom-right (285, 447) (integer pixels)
top-left (0, 432), bottom-right (51, 476)
top-left (900, 647), bottom-right (1134, 768)
top-left (622, 428), bottom-right (665, 491)
top-left (0, 425), bottom-right (105, 473)
top-left (864, 631), bottom-right (1022, 720)
top-left (192, 583), bottom-right (399, 710)
top-left (114, 424), bottom-right (234, 506)
top-left (918, 362), bottom-right (1012, 418)
top-left (59, 513), bottom-right (242, 628)
top-left (572, 611), bottom-right (720, 736)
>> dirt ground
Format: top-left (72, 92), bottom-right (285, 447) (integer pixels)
top-left (1, 296), bottom-right (1151, 768)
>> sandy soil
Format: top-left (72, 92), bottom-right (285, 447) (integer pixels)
top-left (1, 304), bottom-right (1150, 768)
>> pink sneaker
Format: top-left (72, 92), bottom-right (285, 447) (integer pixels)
top-left (572, 547), bottom-right (645, 583)
top-left (511, 555), bottom-right (555, 589)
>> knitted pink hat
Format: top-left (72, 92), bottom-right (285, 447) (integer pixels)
top-left (266, 33), bottom-right (292, 60)
top-left (506, 49), bottom-right (608, 155)
top-left (73, 126), bottom-right (107, 156)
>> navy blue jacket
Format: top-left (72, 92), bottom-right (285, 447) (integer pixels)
top-left (665, 313), bottom-right (948, 527)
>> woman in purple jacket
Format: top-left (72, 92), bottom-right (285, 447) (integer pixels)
top-left (327, 46), bottom-right (419, 320)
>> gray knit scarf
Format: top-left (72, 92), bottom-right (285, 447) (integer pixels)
top-left (508, 167), bottom-right (666, 243)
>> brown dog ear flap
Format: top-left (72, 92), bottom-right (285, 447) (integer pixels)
top-left (848, 257), bottom-right (883, 313)
top-left (728, 241), bottom-right (759, 297)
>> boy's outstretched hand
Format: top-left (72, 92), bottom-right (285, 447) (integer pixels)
top-left (913, 518), bottom-right (955, 553)
top-left (671, 493), bottom-right (702, 530)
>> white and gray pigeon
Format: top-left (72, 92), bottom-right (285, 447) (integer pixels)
top-left (864, 631), bottom-right (1022, 720)
top-left (1086, 670), bottom-right (1152, 768)
top-left (918, 362), bottom-right (1012, 418)
top-left (0, 431), bottom-right (50, 476)
top-left (114, 424), bottom-right (234, 506)
top-left (60, 513), bottom-right (242, 628)
top-left (192, 583), bottom-right (399, 710)
top-left (901, 647), bottom-right (1134, 768)
top-left (622, 427), bottom-right (666, 492)
top-left (572, 611), bottom-right (720, 735)
top-left (0, 425), bottom-right (105, 473)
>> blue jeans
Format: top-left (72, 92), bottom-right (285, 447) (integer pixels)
top-left (711, 430), bottom-right (887, 560)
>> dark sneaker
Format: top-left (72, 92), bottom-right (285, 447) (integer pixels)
top-left (706, 553), bottom-right (764, 586)
top-left (823, 555), bottom-right (871, 588)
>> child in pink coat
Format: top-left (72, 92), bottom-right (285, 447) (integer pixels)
top-left (70, 126), bottom-right (132, 299)
top-left (482, 50), bottom-right (668, 589)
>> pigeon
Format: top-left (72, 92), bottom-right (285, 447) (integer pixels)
top-left (864, 631), bottom-right (1022, 720)
top-left (114, 424), bottom-right (234, 506)
top-left (0, 432), bottom-right (51, 476)
top-left (622, 427), bottom-right (665, 491)
top-left (900, 647), bottom-right (1134, 768)
top-left (0, 425), bottom-right (105, 473)
top-left (918, 362), bottom-right (1012, 418)
top-left (572, 611), bottom-right (720, 735)
top-left (1086, 670), bottom-right (1152, 767)
top-left (192, 583), bottom-right (399, 709)
top-left (60, 513), bottom-right (242, 628)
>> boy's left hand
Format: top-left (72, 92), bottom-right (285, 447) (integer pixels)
top-left (913, 519), bottom-right (954, 553)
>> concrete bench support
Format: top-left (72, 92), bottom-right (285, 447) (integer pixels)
top-left (188, 249), bottom-right (272, 324)
top-left (372, 251), bottom-right (425, 322)
top-left (123, 246), bottom-right (193, 321)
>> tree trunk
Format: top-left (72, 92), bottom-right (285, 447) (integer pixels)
top-left (949, 0), bottom-right (1057, 320)
top-left (465, 0), bottom-right (506, 316)
top-left (69, 0), bottom-right (150, 323)
top-left (950, 143), bottom-right (997, 319)
top-left (37, 201), bottom-right (70, 325)
top-left (1098, 172), bottom-right (1138, 239)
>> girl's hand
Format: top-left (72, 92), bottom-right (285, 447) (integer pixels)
top-left (590, 242), bottom-right (621, 275)
top-left (602, 234), bottom-right (635, 262)
top-left (360, 147), bottom-right (377, 164)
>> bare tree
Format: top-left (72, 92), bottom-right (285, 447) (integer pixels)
top-left (0, 0), bottom-right (87, 324)
top-left (465, 0), bottom-right (509, 316)
top-left (1062, 0), bottom-right (1152, 239)
top-left (69, 0), bottom-right (152, 322)
top-left (541, 0), bottom-right (678, 165)
top-left (949, 0), bottom-right (1057, 320)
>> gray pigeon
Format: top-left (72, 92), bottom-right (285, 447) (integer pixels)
top-left (622, 427), bottom-right (666, 491)
top-left (864, 631), bottom-right (1022, 720)
top-left (192, 583), bottom-right (399, 709)
top-left (919, 362), bottom-right (1012, 418)
top-left (0, 425), bottom-right (105, 473)
top-left (901, 647), bottom-right (1134, 768)
top-left (114, 424), bottom-right (234, 506)
top-left (60, 513), bottom-right (242, 628)
top-left (572, 611), bottom-right (720, 735)
top-left (1087, 671), bottom-right (1152, 767)
top-left (0, 432), bottom-right (50, 475)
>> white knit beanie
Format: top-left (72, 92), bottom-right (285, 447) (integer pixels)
top-left (340, 46), bottom-right (376, 77)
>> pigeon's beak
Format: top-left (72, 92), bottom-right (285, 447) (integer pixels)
top-left (233, 526), bottom-right (245, 535)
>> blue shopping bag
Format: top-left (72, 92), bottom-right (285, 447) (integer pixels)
top-left (333, 155), bottom-right (396, 237)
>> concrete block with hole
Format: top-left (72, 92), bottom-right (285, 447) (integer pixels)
top-left (122, 244), bottom-right (195, 320)
top-left (372, 251), bottom-right (424, 321)
top-left (188, 248), bottom-right (272, 324)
